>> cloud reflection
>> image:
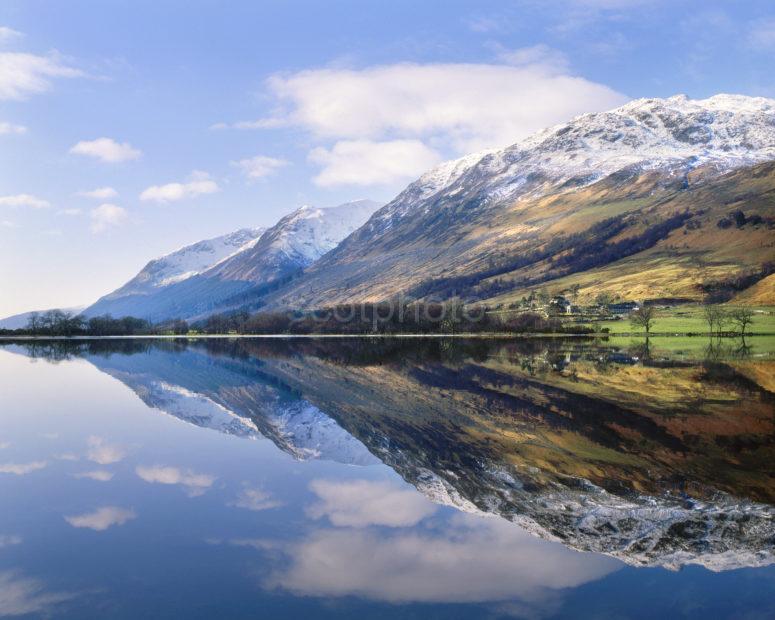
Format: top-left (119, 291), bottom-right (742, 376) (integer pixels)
top-left (64, 506), bottom-right (136, 531)
top-left (307, 479), bottom-right (437, 528)
top-left (265, 513), bottom-right (619, 606)
top-left (230, 487), bottom-right (283, 512)
top-left (86, 436), bottom-right (127, 465)
top-left (73, 470), bottom-right (114, 482)
top-left (135, 465), bottom-right (215, 497)
top-left (0, 461), bottom-right (46, 475)
top-left (0, 571), bottom-right (73, 617)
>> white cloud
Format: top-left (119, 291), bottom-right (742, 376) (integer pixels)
top-left (0, 571), bottom-right (74, 617)
top-left (77, 186), bottom-right (118, 200)
top-left (231, 487), bottom-right (283, 512)
top-left (0, 194), bottom-right (50, 209)
top-left (135, 465), bottom-right (215, 497)
top-left (309, 139), bottom-right (442, 187)
top-left (264, 514), bottom-right (619, 605)
top-left (58, 208), bottom-right (82, 216)
top-left (0, 461), bottom-right (46, 475)
top-left (69, 137), bottom-right (141, 163)
top-left (140, 171), bottom-right (219, 203)
top-left (307, 479), bottom-right (436, 528)
top-left (64, 506), bottom-right (136, 531)
top-left (749, 17), bottom-right (775, 50)
top-left (0, 121), bottom-right (26, 134)
top-left (0, 51), bottom-right (81, 100)
top-left (89, 204), bottom-right (127, 233)
top-left (0, 220), bottom-right (18, 228)
top-left (73, 470), bottom-right (114, 482)
top-left (231, 155), bottom-right (288, 180)
top-left (86, 435), bottom-right (127, 464)
top-left (0, 27), bottom-right (23, 43)
top-left (247, 61), bottom-right (626, 153)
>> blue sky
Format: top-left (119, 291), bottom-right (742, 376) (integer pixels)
top-left (0, 0), bottom-right (773, 317)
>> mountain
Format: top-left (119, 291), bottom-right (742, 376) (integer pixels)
top-left (84, 228), bottom-right (264, 319)
top-left (206, 200), bottom-right (382, 283)
top-left (264, 94), bottom-right (775, 309)
top-left (98, 228), bottom-right (265, 301)
top-left (84, 199), bottom-right (382, 322)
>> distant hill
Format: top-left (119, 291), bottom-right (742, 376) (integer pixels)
top-left (82, 200), bottom-right (382, 322)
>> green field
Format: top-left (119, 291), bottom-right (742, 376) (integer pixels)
top-left (597, 304), bottom-right (775, 335)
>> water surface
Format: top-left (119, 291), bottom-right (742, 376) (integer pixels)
top-left (1, 337), bottom-right (773, 619)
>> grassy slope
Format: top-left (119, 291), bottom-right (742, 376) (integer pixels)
top-left (483, 162), bottom-right (775, 307)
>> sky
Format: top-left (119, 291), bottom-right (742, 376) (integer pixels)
top-left (0, 0), bottom-right (773, 318)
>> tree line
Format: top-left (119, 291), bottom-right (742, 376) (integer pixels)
top-left (2, 303), bottom-right (595, 337)
top-left (0, 310), bottom-right (188, 337)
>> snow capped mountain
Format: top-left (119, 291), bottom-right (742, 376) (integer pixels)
top-left (264, 93), bottom-right (775, 308)
top-left (368, 152), bottom-right (490, 233)
top-left (369, 94), bottom-right (775, 237)
top-left (101, 227), bottom-right (265, 301)
top-left (83, 199), bottom-right (381, 321)
top-left (469, 93), bottom-right (775, 202)
top-left (211, 199), bottom-right (382, 282)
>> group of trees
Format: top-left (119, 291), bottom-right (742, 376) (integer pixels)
top-left (628, 304), bottom-right (757, 338)
top-left (0, 310), bottom-right (188, 337)
top-left (703, 305), bottom-right (755, 338)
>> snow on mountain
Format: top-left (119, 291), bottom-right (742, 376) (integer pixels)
top-left (271, 400), bottom-right (380, 466)
top-left (466, 93), bottom-right (775, 204)
top-left (102, 227), bottom-right (265, 301)
top-left (211, 199), bottom-right (383, 282)
top-left (367, 94), bottom-right (775, 237)
top-left (374, 438), bottom-right (775, 572)
top-left (366, 152), bottom-right (489, 234)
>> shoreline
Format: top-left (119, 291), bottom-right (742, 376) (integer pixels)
top-left (1, 332), bottom-right (772, 341)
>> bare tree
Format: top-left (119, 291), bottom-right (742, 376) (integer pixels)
top-left (702, 304), bottom-right (727, 336)
top-left (630, 306), bottom-right (657, 335)
top-left (729, 307), bottom-right (754, 338)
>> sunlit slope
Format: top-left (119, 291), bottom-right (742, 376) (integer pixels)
top-left (266, 161), bottom-right (774, 310)
top-left (485, 162), bottom-right (775, 306)
top-left (264, 95), bottom-right (775, 311)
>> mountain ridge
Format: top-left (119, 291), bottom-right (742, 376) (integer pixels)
top-left (82, 199), bottom-right (382, 321)
top-left (261, 93), bottom-right (775, 309)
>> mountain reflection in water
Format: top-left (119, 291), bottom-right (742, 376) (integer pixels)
top-left (10, 336), bottom-right (774, 574)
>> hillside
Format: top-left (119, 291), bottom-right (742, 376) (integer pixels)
top-left (262, 95), bottom-right (775, 310)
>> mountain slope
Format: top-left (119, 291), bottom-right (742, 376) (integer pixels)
top-left (84, 200), bottom-right (382, 322)
top-left (264, 94), bottom-right (775, 308)
top-left (85, 228), bottom-right (264, 317)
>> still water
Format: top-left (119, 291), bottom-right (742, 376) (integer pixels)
top-left (0, 337), bottom-right (773, 619)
